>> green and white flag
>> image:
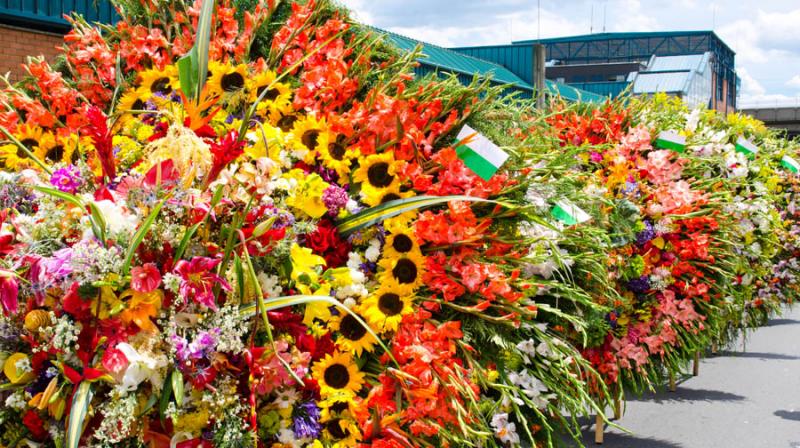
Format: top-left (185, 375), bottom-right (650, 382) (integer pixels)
top-left (550, 199), bottom-right (591, 226)
top-left (781, 155), bottom-right (800, 173)
top-left (455, 125), bottom-right (509, 181)
top-left (654, 130), bottom-right (686, 153)
top-left (735, 137), bottom-right (758, 159)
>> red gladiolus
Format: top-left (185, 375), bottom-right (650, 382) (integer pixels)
top-left (131, 263), bottom-right (162, 293)
top-left (173, 257), bottom-right (231, 310)
top-left (0, 269), bottom-right (18, 316)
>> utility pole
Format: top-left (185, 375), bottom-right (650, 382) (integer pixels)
top-left (535, 44), bottom-right (546, 108)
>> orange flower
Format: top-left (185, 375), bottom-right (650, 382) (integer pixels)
top-left (119, 289), bottom-right (163, 333)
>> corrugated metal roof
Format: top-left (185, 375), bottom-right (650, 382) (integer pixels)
top-left (648, 53), bottom-right (709, 72)
top-left (379, 29), bottom-right (607, 103)
top-left (631, 72), bottom-right (692, 94)
top-left (514, 30), bottom-right (730, 48)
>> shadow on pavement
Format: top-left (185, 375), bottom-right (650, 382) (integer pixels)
top-left (774, 410), bottom-right (800, 421)
top-left (628, 388), bottom-right (746, 403)
top-left (767, 318), bottom-right (800, 327)
top-left (718, 351), bottom-right (800, 361)
top-left (571, 431), bottom-right (685, 448)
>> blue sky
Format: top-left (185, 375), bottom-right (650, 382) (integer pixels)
top-left (348, 0), bottom-right (800, 107)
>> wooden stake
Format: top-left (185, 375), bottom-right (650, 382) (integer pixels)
top-left (711, 342), bottom-right (718, 354)
top-left (693, 352), bottom-right (700, 376)
top-left (668, 372), bottom-right (676, 392)
top-left (595, 413), bottom-right (604, 444)
top-left (613, 395), bottom-right (622, 420)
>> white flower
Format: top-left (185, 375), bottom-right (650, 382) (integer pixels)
top-left (684, 108), bottom-right (701, 133)
top-left (536, 341), bottom-right (554, 359)
top-left (257, 272), bottom-right (283, 298)
top-left (365, 238), bottom-right (381, 262)
top-left (89, 199), bottom-right (140, 236)
top-left (346, 252), bottom-right (363, 271)
top-left (115, 343), bottom-right (167, 393)
top-left (491, 413), bottom-right (520, 446)
top-left (516, 339), bottom-right (537, 364)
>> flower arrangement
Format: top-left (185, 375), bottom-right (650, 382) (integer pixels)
top-left (0, 1), bottom-right (798, 448)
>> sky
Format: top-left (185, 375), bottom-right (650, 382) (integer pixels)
top-left (347, 0), bottom-right (800, 107)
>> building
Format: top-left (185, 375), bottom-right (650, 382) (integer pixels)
top-left (382, 30), bottom-right (607, 103)
top-left (453, 31), bottom-right (739, 113)
top-left (0, 0), bottom-right (117, 81)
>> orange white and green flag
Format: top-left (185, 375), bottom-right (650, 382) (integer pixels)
top-left (455, 125), bottom-right (509, 181)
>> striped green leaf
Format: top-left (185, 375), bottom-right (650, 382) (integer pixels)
top-left (336, 195), bottom-right (498, 236)
top-left (177, 0), bottom-right (215, 99)
top-left (65, 381), bottom-right (94, 448)
top-left (122, 198), bottom-right (167, 275)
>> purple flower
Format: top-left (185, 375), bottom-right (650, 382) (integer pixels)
top-left (172, 329), bottom-right (220, 361)
top-left (635, 221), bottom-right (655, 246)
top-left (50, 165), bottom-right (83, 194)
top-left (590, 151), bottom-right (604, 163)
top-left (322, 185), bottom-right (348, 216)
top-left (627, 275), bottom-right (651, 294)
top-left (292, 401), bottom-right (321, 439)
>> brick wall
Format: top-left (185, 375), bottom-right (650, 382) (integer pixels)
top-left (0, 24), bottom-right (64, 82)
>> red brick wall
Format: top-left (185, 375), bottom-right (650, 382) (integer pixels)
top-left (0, 24), bottom-right (64, 82)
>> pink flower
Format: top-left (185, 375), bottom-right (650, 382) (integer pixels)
top-left (642, 150), bottom-right (685, 185)
top-left (173, 257), bottom-right (230, 310)
top-left (131, 263), bottom-right (162, 293)
top-left (0, 269), bottom-right (19, 315)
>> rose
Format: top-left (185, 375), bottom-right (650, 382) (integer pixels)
top-left (305, 219), bottom-right (351, 267)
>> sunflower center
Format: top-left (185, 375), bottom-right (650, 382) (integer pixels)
top-left (392, 234), bottom-right (414, 253)
top-left (339, 314), bottom-right (367, 341)
top-left (45, 145), bottom-right (64, 163)
top-left (277, 115), bottom-right (298, 132)
top-left (71, 150), bottom-right (81, 164)
top-left (150, 77), bottom-right (171, 94)
top-left (257, 86), bottom-right (280, 101)
top-left (367, 162), bottom-right (394, 188)
top-left (330, 401), bottom-right (349, 414)
top-left (328, 141), bottom-right (346, 160)
top-left (323, 363), bottom-right (350, 389)
top-left (301, 130), bottom-right (320, 150)
top-left (326, 419), bottom-right (350, 439)
top-left (378, 293), bottom-right (404, 316)
top-left (392, 258), bottom-right (418, 284)
top-left (19, 138), bottom-right (38, 149)
top-left (221, 72), bottom-right (245, 92)
top-left (132, 99), bottom-right (145, 110)
top-left (380, 193), bottom-right (400, 204)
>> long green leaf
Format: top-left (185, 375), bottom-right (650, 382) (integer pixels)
top-left (336, 195), bottom-right (501, 236)
top-left (65, 381), bottom-right (93, 448)
top-left (177, 0), bottom-right (215, 99)
top-left (34, 186), bottom-right (108, 243)
top-left (171, 369), bottom-right (184, 407)
top-left (174, 185), bottom-right (225, 261)
top-left (177, 47), bottom-right (199, 99)
top-left (122, 198), bottom-right (167, 275)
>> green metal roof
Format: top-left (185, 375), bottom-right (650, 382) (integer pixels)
top-left (379, 29), bottom-right (607, 103)
top-left (513, 31), bottom-right (735, 54)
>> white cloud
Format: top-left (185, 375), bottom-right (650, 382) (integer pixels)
top-left (786, 75), bottom-right (800, 89)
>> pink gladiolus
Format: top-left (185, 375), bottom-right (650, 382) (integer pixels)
top-left (131, 263), bottom-right (162, 293)
top-left (173, 257), bottom-right (230, 310)
top-left (0, 269), bottom-right (19, 315)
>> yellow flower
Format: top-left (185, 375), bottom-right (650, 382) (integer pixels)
top-left (378, 250), bottom-right (426, 296)
top-left (35, 132), bottom-right (82, 166)
top-left (291, 243), bottom-right (326, 286)
top-left (352, 152), bottom-right (402, 200)
top-left (173, 409), bottom-right (210, 435)
top-left (248, 70), bottom-right (293, 123)
top-left (137, 65), bottom-right (179, 99)
top-left (311, 351), bottom-right (365, 398)
top-left (328, 312), bottom-right (377, 356)
top-left (382, 228), bottom-right (419, 260)
top-left (284, 170), bottom-right (330, 218)
top-left (361, 285), bottom-right (413, 333)
top-left (0, 125), bottom-right (44, 170)
top-left (290, 114), bottom-right (329, 163)
top-left (318, 134), bottom-right (359, 179)
top-left (117, 87), bottom-right (149, 113)
top-left (303, 284), bottom-right (333, 327)
top-left (207, 61), bottom-right (248, 97)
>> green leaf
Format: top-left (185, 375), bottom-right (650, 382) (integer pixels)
top-left (336, 195), bottom-right (501, 236)
top-left (122, 198), bottom-right (167, 275)
top-left (159, 371), bottom-right (173, 423)
top-left (171, 370), bottom-right (184, 407)
top-left (177, 48), bottom-right (199, 99)
top-left (194, 0), bottom-right (215, 95)
top-left (65, 382), bottom-right (93, 448)
top-left (34, 186), bottom-right (108, 243)
top-left (174, 185), bottom-right (224, 260)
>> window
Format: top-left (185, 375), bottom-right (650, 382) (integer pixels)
top-left (556, 77), bottom-right (566, 84)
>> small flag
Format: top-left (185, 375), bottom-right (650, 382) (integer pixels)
top-left (781, 155), bottom-right (800, 173)
top-left (454, 125), bottom-right (509, 181)
top-left (550, 199), bottom-right (591, 226)
top-left (654, 130), bottom-right (686, 153)
top-left (735, 137), bottom-right (758, 159)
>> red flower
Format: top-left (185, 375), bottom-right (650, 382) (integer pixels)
top-left (22, 410), bottom-right (48, 440)
top-left (85, 105), bottom-right (115, 181)
top-left (131, 263), bottom-right (162, 293)
top-left (173, 257), bottom-right (231, 310)
top-left (206, 130), bottom-right (245, 186)
top-left (0, 269), bottom-right (18, 316)
top-left (102, 346), bottom-right (129, 375)
top-left (305, 219), bottom-right (350, 267)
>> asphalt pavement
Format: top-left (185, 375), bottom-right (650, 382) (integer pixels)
top-left (569, 306), bottom-right (800, 448)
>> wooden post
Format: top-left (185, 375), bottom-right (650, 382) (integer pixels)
top-left (693, 352), bottom-right (700, 376)
top-left (534, 44), bottom-right (546, 109)
top-left (711, 342), bottom-right (718, 354)
top-left (595, 413), bottom-right (604, 444)
top-left (668, 372), bottom-right (676, 392)
top-left (613, 395), bottom-right (622, 420)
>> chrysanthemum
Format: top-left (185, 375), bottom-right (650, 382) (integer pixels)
top-left (352, 152), bottom-right (402, 200)
top-left (378, 250), bottom-right (426, 295)
top-left (361, 285), bottom-right (413, 333)
top-left (290, 114), bottom-right (329, 162)
top-left (0, 124), bottom-right (43, 170)
top-left (207, 61), bottom-right (248, 97)
top-left (328, 312), bottom-right (376, 356)
top-left (137, 65), bottom-right (178, 98)
top-left (311, 351), bottom-right (364, 398)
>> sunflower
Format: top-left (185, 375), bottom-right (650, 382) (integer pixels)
top-left (207, 61), bottom-right (248, 97)
top-left (352, 152), bottom-right (402, 199)
top-left (383, 228), bottom-right (420, 261)
top-left (117, 87), bottom-right (149, 113)
top-left (378, 250), bottom-right (426, 295)
top-left (137, 65), bottom-right (178, 99)
top-left (0, 124), bottom-right (44, 170)
top-left (248, 70), bottom-right (293, 122)
top-left (290, 114), bottom-right (329, 163)
top-left (319, 134), bottom-right (359, 179)
top-left (311, 351), bottom-right (365, 398)
top-left (328, 312), bottom-right (376, 356)
top-left (321, 416), bottom-right (362, 446)
top-left (362, 284), bottom-right (413, 333)
top-left (36, 133), bottom-right (81, 166)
